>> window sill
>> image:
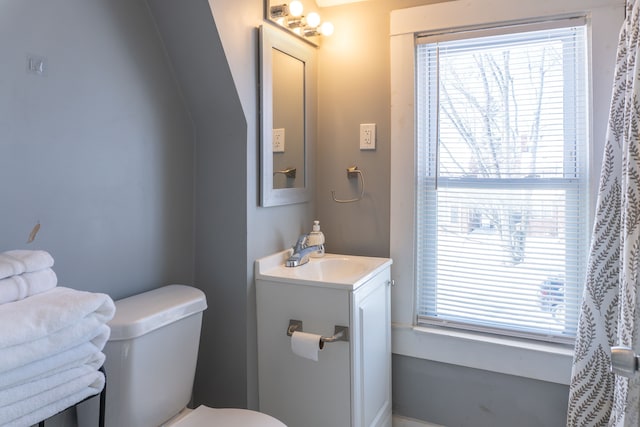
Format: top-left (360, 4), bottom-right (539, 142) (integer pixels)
top-left (391, 322), bottom-right (574, 385)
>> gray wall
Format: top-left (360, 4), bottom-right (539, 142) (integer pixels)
top-left (317, 1), bottom-right (571, 426)
top-left (145, 0), bottom-right (250, 409)
top-left (144, 0), bottom-right (317, 411)
top-left (0, 0), bottom-right (195, 424)
top-left (393, 355), bottom-right (569, 427)
top-left (115, 0), bottom-right (316, 411)
top-left (0, 0), bottom-right (195, 299)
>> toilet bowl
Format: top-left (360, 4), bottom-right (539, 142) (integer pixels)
top-left (166, 405), bottom-right (285, 427)
top-left (78, 284), bottom-right (285, 427)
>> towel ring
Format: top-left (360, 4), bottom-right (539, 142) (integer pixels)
top-left (331, 166), bottom-right (365, 203)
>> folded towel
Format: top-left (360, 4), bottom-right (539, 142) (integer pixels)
top-left (0, 287), bottom-right (114, 349)
top-left (0, 362), bottom-right (101, 407)
top-left (0, 268), bottom-right (57, 305)
top-left (0, 344), bottom-right (104, 390)
top-left (0, 323), bottom-right (109, 374)
top-left (0, 367), bottom-right (104, 427)
top-left (3, 383), bottom-right (103, 427)
top-left (0, 250), bottom-right (54, 280)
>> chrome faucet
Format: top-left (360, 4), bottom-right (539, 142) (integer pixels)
top-left (285, 234), bottom-right (324, 267)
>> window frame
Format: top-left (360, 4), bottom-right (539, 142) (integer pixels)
top-left (415, 22), bottom-right (589, 344)
top-left (390, 0), bottom-right (623, 384)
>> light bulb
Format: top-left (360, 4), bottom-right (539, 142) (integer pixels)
top-left (289, 1), bottom-right (303, 17)
top-left (306, 12), bottom-right (321, 28)
top-left (320, 21), bottom-right (334, 36)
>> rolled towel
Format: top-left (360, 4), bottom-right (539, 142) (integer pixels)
top-left (0, 250), bottom-right (54, 280)
top-left (0, 365), bottom-right (104, 427)
top-left (0, 268), bottom-right (57, 305)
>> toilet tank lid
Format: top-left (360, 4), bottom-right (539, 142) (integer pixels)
top-left (109, 284), bottom-right (207, 341)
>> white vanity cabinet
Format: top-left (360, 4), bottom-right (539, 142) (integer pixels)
top-left (255, 252), bottom-right (392, 427)
top-left (350, 267), bottom-right (392, 427)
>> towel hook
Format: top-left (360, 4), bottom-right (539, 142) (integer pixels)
top-left (331, 166), bottom-right (365, 203)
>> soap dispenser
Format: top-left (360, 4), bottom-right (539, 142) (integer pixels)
top-left (307, 220), bottom-right (325, 257)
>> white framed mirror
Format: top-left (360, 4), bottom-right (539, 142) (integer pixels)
top-left (260, 24), bottom-right (316, 207)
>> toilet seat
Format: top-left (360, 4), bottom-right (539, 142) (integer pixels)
top-left (168, 405), bottom-right (286, 427)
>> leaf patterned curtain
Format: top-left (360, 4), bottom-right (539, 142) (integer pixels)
top-left (567, 1), bottom-right (640, 425)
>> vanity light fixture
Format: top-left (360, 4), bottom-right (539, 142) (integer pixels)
top-left (269, 1), bottom-right (334, 39)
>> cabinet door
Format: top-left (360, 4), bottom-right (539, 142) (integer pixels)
top-left (352, 270), bottom-right (392, 427)
top-left (257, 280), bottom-right (352, 427)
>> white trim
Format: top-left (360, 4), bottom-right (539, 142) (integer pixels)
top-left (389, 0), bottom-right (624, 384)
top-left (393, 323), bottom-right (573, 385)
top-left (390, 0), bottom-right (622, 36)
top-left (393, 414), bottom-right (444, 427)
top-left (390, 31), bottom-right (418, 330)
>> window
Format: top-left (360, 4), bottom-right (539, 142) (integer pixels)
top-left (391, 0), bottom-right (620, 384)
top-left (414, 21), bottom-right (588, 343)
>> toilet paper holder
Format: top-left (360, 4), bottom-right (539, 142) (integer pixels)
top-left (286, 319), bottom-right (349, 343)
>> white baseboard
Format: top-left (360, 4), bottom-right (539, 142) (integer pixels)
top-left (393, 414), bottom-right (445, 427)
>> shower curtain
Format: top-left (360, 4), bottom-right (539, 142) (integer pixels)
top-left (567, 1), bottom-right (640, 425)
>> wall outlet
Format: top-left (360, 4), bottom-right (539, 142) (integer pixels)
top-left (360, 123), bottom-right (376, 150)
top-left (273, 128), bottom-right (285, 152)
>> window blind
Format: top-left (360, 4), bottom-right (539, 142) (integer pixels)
top-left (415, 21), bottom-right (589, 343)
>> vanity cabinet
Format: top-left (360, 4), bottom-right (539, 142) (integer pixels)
top-left (255, 252), bottom-right (392, 427)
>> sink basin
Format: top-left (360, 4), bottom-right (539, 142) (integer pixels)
top-left (255, 251), bottom-right (392, 289)
top-left (289, 257), bottom-right (371, 282)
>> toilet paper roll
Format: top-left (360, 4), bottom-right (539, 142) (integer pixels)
top-left (291, 331), bottom-right (324, 361)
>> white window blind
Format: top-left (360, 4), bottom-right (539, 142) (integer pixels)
top-left (415, 20), bottom-right (589, 343)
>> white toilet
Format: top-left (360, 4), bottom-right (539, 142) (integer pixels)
top-left (79, 284), bottom-right (285, 427)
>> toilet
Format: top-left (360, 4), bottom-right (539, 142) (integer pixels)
top-left (78, 284), bottom-right (285, 427)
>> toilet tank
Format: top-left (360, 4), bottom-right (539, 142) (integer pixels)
top-left (96, 284), bottom-right (207, 427)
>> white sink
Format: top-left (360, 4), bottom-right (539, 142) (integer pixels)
top-left (255, 250), bottom-right (392, 289)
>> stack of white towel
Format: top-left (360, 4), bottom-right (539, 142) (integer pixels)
top-left (0, 250), bottom-right (115, 427)
top-left (0, 250), bottom-right (57, 305)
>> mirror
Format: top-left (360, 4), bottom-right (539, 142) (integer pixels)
top-left (260, 24), bottom-right (316, 207)
top-left (272, 48), bottom-right (304, 190)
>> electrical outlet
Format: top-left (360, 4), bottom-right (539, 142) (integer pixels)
top-left (273, 128), bottom-right (285, 152)
top-left (360, 123), bottom-right (376, 150)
